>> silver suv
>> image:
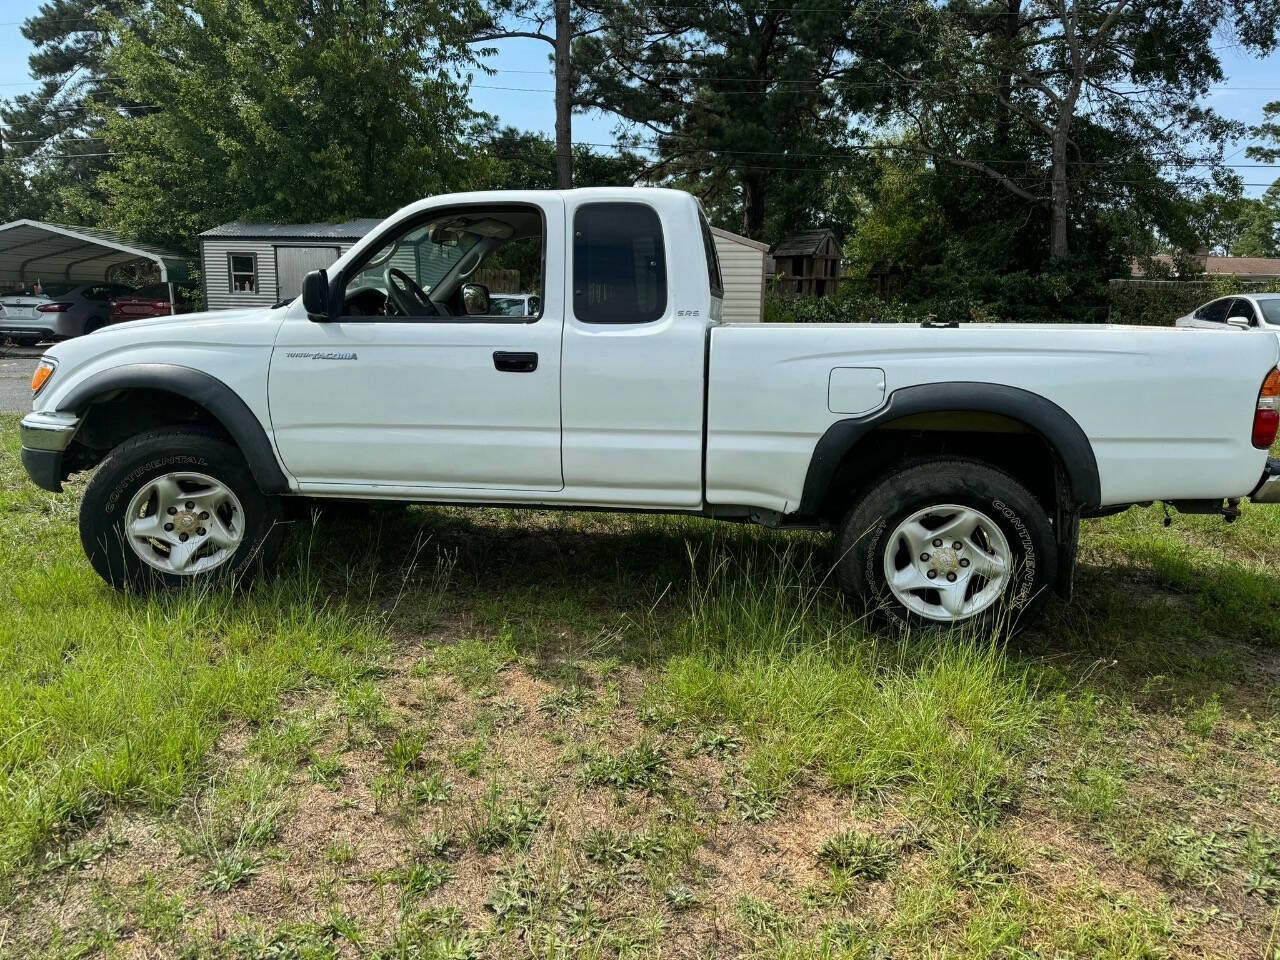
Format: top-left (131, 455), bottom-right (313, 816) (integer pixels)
top-left (0, 282), bottom-right (133, 345)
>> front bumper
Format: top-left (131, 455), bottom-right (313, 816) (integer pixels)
top-left (18, 412), bottom-right (79, 492)
top-left (1250, 458), bottom-right (1280, 503)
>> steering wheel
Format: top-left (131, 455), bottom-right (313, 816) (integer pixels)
top-left (385, 267), bottom-right (437, 317)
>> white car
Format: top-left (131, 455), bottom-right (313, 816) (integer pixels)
top-left (1175, 292), bottom-right (1280, 331)
top-left (489, 293), bottom-right (542, 317)
top-left (17, 187), bottom-right (1280, 629)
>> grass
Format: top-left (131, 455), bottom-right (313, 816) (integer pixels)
top-left (2, 412), bottom-right (1279, 958)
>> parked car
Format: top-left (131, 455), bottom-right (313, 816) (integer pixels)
top-left (0, 282), bottom-right (133, 344)
top-left (489, 293), bottom-right (542, 317)
top-left (1175, 293), bottom-right (1280, 330)
top-left (18, 187), bottom-right (1280, 631)
top-left (110, 284), bottom-right (189, 323)
top-left (0, 289), bottom-right (49, 345)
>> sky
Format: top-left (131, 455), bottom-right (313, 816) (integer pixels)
top-left (1, 2), bottom-right (1277, 196)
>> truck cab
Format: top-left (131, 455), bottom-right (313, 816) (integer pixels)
top-left (275, 188), bottom-right (715, 508)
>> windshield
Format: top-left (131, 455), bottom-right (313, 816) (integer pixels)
top-left (349, 220), bottom-right (484, 294)
top-left (1260, 299), bottom-right (1280, 325)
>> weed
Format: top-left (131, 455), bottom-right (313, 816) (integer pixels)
top-left (818, 829), bottom-right (896, 881)
top-left (462, 783), bottom-right (545, 853)
top-left (581, 739), bottom-right (670, 791)
top-left (410, 771), bottom-right (452, 807)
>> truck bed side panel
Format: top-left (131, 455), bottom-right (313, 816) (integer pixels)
top-left (706, 323), bottom-right (1278, 513)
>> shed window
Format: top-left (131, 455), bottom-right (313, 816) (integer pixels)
top-left (573, 202), bottom-right (667, 324)
top-left (229, 253), bottom-right (257, 293)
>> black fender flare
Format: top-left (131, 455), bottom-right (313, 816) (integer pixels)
top-left (56, 363), bottom-right (291, 495)
top-left (798, 381), bottom-right (1101, 515)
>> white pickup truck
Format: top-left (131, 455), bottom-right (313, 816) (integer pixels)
top-left (18, 187), bottom-right (1280, 628)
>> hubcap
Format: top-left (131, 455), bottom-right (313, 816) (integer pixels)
top-left (882, 503), bottom-right (1011, 623)
top-left (124, 472), bottom-right (245, 576)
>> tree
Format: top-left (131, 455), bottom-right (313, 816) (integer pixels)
top-left (878, 0), bottom-right (1280, 260)
top-left (481, 126), bottom-right (644, 189)
top-left (574, 0), bottom-right (906, 241)
top-left (0, 0), bottom-right (137, 222)
top-left (470, 0), bottom-right (607, 188)
top-left (96, 0), bottom-right (480, 251)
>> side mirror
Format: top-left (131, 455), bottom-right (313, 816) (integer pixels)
top-left (1226, 316), bottom-right (1251, 329)
top-left (302, 269), bottom-right (331, 321)
top-left (461, 282), bottom-right (490, 316)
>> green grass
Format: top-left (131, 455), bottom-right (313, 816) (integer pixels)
top-left (3, 413), bottom-right (1279, 959)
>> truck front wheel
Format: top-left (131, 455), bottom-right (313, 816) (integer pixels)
top-left (79, 428), bottom-right (284, 590)
top-left (834, 458), bottom-right (1056, 630)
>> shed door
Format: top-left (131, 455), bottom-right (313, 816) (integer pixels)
top-left (274, 246), bottom-right (341, 300)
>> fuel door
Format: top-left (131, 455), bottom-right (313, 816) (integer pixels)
top-left (828, 367), bottom-right (887, 415)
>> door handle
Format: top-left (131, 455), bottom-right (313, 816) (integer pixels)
top-left (493, 351), bottom-right (538, 373)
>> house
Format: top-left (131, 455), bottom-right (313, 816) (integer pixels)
top-left (199, 220), bottom-right (381, 310)
top-left (1131, 252), bottom-right (1280, 280)
top-left (769, 229), bottom-right (842, 296)
top-left (202, 217), bottom-right (770, 322)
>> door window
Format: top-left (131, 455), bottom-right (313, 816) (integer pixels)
top-left (1226, 298), bottom-right (1257, 324)
top-left (1196, 298), bottom-right (1231, 323)
top-left (573, 202), bottom-right (668, 324)
top-left (339, 206), bottom-right (544, 321)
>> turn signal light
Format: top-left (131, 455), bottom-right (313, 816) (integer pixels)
top-left (1253, 367), bottom-right (1280, 449)
top-left (31, 359), bottom-right (56, 395)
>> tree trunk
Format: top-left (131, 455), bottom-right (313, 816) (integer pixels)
top-left (554, 0), bottom-right (573, 190)
top-left (1049, 143), bottom-right (1069, 259)
top-left (742, 174), bottom-right (767, 240)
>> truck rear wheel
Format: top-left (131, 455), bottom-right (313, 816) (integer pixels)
top-left (834, 458), bottom-right (1056, 630)
top-left (79, 428), bottom-right (284, 590)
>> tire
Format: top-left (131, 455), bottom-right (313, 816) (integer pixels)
top-left (79, 428), bottom-right (285, 591)
top-left (83, 316), bottom-right (106, 335)
top-left (834, 457), bottom-right (1057, 631)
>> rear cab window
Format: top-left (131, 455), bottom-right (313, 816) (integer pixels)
top-left (573, 202), bottom-right (667, 324)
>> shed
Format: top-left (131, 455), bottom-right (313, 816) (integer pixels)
top-left (199, 219), bottom-right (381, 310)
top-left (770, 229), bottom-right (842, 296)
top-left (710, 227), bottom-right (769, 323)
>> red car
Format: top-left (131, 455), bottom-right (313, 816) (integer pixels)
top-left (109, 284), bottom-right (190, 323)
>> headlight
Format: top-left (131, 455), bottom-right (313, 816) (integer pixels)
top-left (31, 358), bottom-right (56, 395)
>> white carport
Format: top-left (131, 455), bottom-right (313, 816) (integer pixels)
top-left (0, 220), bottom-right (191, 310)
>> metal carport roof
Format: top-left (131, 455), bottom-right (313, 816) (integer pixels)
top-left (0, 220), bottom-right (192, 285)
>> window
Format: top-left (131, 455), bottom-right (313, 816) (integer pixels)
top-left (698, 211), bottom-right (724, 299)
top-left (340, 205), bottom-right (545, 321)
top-left (573, 202), bottom-right (667, 324)
top-left (1196, 298), bottom-right (1230, 323)
top-left (229, 254), bottom-right (257, 293)
top-left (1226, 298), bottom-right (1257, 324)
top-left (1260, 299), bottom-right (1280, 325)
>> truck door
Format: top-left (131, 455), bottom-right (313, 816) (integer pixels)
top-left (267, 199), bottom-right (564, 492)
top-left (559, 196), bottom-right (709, 509)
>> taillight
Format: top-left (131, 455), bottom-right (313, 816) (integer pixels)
top-left (37, 302), bottom-right (72, 313)
top-left (1253, 368), bottom-right (1280, 449)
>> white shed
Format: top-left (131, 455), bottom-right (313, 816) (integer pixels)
top-left (199, 219), bottom-right (381, 310)
top-left (711, 227), bottom-right (769, 323)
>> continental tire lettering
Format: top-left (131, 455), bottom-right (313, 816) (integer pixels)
top-left (993, 499), bottom-right (1037, 609)
top-left (104, 455), bottom-right (210, 512)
